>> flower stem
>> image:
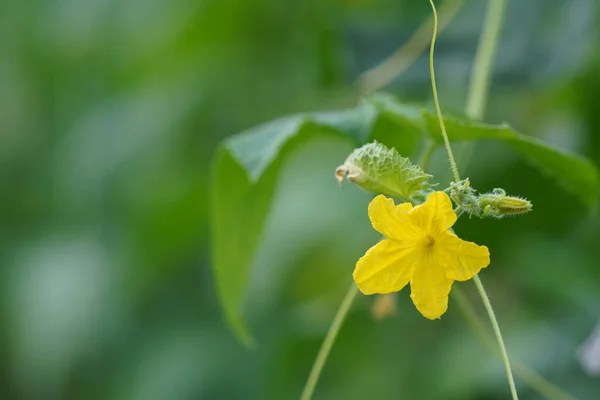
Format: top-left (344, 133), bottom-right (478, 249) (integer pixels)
top-left (465, 0), bottom-right (507, 120)
top-left (427, 0), bottom-right (460, 183)
top-left (452, 286), bottom-right (575, 400)
top-left (358, 0), bottom-right (465, 94)
top-left (473, 275), bottom-right (519, 400)
top-left (300, 283), bottom-right (359, 400)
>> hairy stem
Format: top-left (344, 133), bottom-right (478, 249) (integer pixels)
top-left (427, 0), bottom-right (460, 183)
top-left (453, 287), bottom-right (576, 400)
top-left (358, 0), bottom-right (465, 94)
top-left (300, 284), bottom-right (359, 400)
top-left (473, 275), bottom-right (519, 399)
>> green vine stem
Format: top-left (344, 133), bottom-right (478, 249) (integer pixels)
top-left (427, 0), bottom-right (460, 183)
top-left (427, 0), bottom-right (518, 399)
top-left (357, 0), bottom-right (465, 95)
top-left (300, 284), bottom-right (359, 400)
top-left (465, 0), bottom-right (507, 120)
top-left (473, 275), bottom-right (519, 399)
top-left (452, 287), bottom-right (576, 400)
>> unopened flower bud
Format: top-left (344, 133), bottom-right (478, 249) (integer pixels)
top-left (478, 191), bottom-right (532, 218)
top-left (335, 142), bottom-right (433, 202)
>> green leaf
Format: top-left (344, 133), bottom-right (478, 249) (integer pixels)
top-left (211, 148), bottom-right (278, 347)
top-left (420, 112), bottom-right (599, 206)
top-left (211, 104), bottom-right (406, 345)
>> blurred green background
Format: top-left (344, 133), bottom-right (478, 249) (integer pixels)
top-left (1, 0), bottom-right (600, 399)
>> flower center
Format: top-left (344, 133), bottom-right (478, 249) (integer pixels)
top-left (421, 234), bottom-right (435, 248)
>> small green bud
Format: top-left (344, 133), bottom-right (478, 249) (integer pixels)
top-left (449, 179), bottom-right (532, 219)
top-left (477, 192), bottom-right (532, 218)
top-left (336, 142), bottom-right (433, 202)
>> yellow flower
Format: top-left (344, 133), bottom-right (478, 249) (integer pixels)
top-left (353, 191), bottom-right (490, 319)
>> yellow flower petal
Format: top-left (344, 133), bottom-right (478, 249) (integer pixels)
top-left (409, 191), bottom-right (457, 234)
top-left (436, 232), bottom-right (490, 281)
top-left (409, 253), bottom-right (453, 319)
top-left (368, 195), bottom-right (415, 240)
top-left (353, 239), bottom-right (417, 294)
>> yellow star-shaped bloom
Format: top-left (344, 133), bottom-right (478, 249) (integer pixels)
top-left (353, 191), bottom-right (490, 319)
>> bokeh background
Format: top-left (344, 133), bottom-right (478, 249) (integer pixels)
top-left (1, 0), bottom-right (600, 399)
